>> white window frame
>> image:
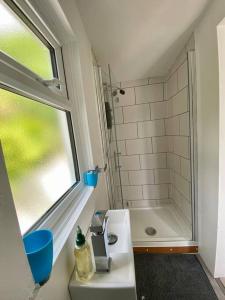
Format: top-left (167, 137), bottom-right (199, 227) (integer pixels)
top-left (0, 0), bottom-right (94, 263)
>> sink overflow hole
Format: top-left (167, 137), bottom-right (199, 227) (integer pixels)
top-left (145, 227), bottom-right (157, 236)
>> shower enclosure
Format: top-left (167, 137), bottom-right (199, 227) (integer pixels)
top-left (93, 47), bottom-right (197, 247)
top-left (93, 63), bottom-right (124, 209)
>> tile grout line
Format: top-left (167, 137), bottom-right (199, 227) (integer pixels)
top-left (117, 110), bottom-right (189, 125)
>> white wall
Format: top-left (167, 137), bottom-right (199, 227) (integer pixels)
top-left (217, 16), bottom-right (225, 281)
top-left (76, 0), bottom-right (210, 82)
top-left (195, 0), bottom-right (225, 277)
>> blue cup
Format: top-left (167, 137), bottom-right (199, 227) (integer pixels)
top-left (23, 229), bottom-right (53, 285)
top-left (83, 170), bottom-right (99, 187)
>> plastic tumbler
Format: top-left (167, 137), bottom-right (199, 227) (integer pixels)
top-left (23, 229), bottom-right (53, 285)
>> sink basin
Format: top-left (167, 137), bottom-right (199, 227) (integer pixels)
top-left (69, 209), bottom-right (137, 300)
top-left (107, 209), bottom-right (131, 253)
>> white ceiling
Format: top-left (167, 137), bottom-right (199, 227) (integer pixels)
top-left (76, 0), bottom-right (210, 81)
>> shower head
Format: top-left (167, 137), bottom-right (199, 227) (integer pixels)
top-left (119, 89), bottom-right (125, 95)
top-left (112, 87), bottom-right (125, 97)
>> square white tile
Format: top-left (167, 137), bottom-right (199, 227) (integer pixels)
top-left (135, 84), bottom-right (164, 104)
top-left (178, 60), bottom-right (188, 91)
top-left (140, 153), bottom-right (167, 169)
top-left (143, 184), bottom-right (169, 200)
top-left (152, 136), bottom-right (169, 153)
top-left (126, 138), bottom-right (152, 155)
top-left (138, 120), bottom-right (165, 138)
top-left (119, 155), bottom-right (140, 170)
top-left (122, 185), bottom-right (143, 200)
top-left (123, 104), bottom-right (150, 123)
top-left (116, 123), bottom-right (138, 140)
top-left (129, 169), bottom-right (154, 185)
top-left (150, 101), bottom-right (167, 120)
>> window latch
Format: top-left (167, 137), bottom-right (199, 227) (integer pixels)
top-left (38, 78), bottom-right (65, 88)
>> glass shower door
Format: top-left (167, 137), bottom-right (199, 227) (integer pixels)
top-left (93, 63), bottom-right (123, 209)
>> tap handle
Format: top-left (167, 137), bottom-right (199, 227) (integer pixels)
top-left (90, 210), bottom-right (108, 234)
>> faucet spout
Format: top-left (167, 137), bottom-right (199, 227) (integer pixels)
top-left (90, 210), bottom-right (111, 272)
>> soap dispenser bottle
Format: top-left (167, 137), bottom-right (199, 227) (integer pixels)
top-left (74, 226), bottom-right (94, 282)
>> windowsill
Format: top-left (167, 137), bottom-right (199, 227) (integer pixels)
top-left (25, 185), bottom-right (94, 299)
top-left (38, 184), bottom-right (94, 264)
top-left (52, 185), bottom-right (93, 263)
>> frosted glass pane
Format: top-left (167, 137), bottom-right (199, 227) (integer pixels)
top-left (0, 1), bottom-right (53, 79)
top-left (0, 88), bottom-right (77, 234)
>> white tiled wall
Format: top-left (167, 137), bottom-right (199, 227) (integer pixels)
top-left (115, 54), bottom-right (192, 224)
top-left (165, 53), bottom-right (192, 226)
top-left (115, 77), bottom-right (171, 208)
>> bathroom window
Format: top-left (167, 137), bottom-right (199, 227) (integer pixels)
top-left (0, 0), bottom-right (55, 79)
top-left (0, 88), bottom-right (79, 234)
top-left (0, 1), bottom-right (80, 234)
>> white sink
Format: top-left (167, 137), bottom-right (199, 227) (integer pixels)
top-left (69, 209), bottom-right (137, 300)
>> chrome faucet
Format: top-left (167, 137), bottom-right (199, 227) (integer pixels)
top-left (90, 210), bottom-right (111, 272)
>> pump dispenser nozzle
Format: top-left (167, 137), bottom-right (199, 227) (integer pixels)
top-left (76, 226), bottom-right (85, 247)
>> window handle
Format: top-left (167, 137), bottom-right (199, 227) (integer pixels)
top-left (37, 78), bottom-right (65, 88)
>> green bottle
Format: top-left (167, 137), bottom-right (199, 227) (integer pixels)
top-left (74, 226), bottom-right (94, 282)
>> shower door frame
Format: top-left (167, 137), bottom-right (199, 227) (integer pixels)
top-left (92, 60), bottom-right (124, 209)
top-left (107, 64), bottom-right (124, 209)
top-left (188, 50), bottom-right (198, 242)
top-left (93, 63), bottom-right (114, 209)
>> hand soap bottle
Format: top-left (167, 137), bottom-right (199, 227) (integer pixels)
top-left (74, 226), bottom-right (94, 282)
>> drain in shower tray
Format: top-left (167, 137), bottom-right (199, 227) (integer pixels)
top-left (145, 227), bottom-right (157, 236)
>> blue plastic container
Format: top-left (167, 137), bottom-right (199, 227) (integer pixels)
top-left (23, 229), bottom-right (53, 285)
top-left (83, 170), bottom-right (99, 187)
